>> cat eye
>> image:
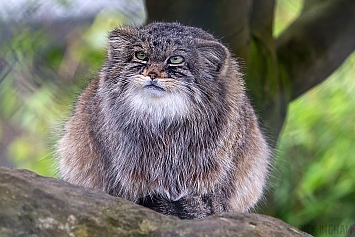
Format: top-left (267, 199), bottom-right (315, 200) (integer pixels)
top-left (168, 55), bottom-right (184, 64)
top-left (135, 51), bottom-right (148, 61)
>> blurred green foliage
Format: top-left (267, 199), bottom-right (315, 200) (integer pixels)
top-left (272, 1), bottom-right (355, 236)
top-left (0, 1), bottom-right (354, 236)
top-left (273, 0), bottom-right (303, 37)
top-left (273, 54), bottom-right (355, 236)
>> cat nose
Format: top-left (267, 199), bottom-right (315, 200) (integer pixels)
top-left (147, 71), bottom-right (158, 79)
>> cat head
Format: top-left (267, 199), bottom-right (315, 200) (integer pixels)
top-left (101, 22), bottom-right (233, 120)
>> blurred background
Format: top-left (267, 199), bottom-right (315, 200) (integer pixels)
top-left (0, 1), bottom-right (354, 236)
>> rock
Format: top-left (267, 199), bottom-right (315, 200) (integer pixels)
top-left (0, 167), bottom-right (311, 237)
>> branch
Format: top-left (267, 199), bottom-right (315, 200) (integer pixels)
top-left (277, 0), bottom-right (355, 100)
top-left (0, 167), bottom-right (311, 236)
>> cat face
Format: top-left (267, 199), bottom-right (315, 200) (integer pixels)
top-left (103, 23), bottom-right (230, 119)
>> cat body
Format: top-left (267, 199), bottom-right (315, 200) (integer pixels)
top-left (58, 22), bottom-right (270, 219)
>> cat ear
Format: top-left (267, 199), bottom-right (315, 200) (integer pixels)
top-left (107, 27), bottom-right (139, 61)
top-left (196, 40), bottom-right (230, 73)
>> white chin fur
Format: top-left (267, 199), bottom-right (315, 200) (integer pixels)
top-left (127, 87), bottom-right (190, 121)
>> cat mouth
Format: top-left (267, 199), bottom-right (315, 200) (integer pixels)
top-left (143, 84), bottom-right (165, 92)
